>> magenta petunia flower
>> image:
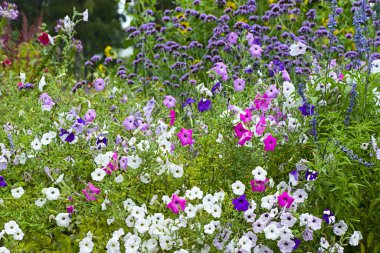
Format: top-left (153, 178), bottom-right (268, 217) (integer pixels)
top-left (82, 182), bottom-right (101, 201)
top-left (254, 93), bottom-right (271, 112)
top-left (93, 78), bottom-right (105, 91)
top-left (263, 134), bottom-right (277, 151)
top-left (238, 130), bottom-right (252, 146)
top-left (233, 78), bottom-right (245, 92)
top-left (250, 179), bottom-right (268, 192)
top-left (177, 128), bottom-right (193, 146)
top-left (249, 44), bottom-right (263, 58)
top-left (163, 95), bottom-right (176, 108)
top-left (240, 109), bottom-right (252, 123)
top-left (278, 192), bottom-right (294, 208)
top-left (166, 194), bottom-right (186, 214)
top-left (255, 115), bottom-right (266, 136)
top-left (234, 123), bottom-right (248, 138)
top-left (169, 110), bottom-right (176, 126)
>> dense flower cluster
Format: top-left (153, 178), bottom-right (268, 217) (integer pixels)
top-left (1, 0), bottom-right (380, 252)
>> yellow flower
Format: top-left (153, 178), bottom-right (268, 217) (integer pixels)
top-left (178, 22), bottom-right (190, 34)
top-left (104, 46), bottom-right (113, 58)
top-left (269, 0), bottom-right (275, 3)
top-left (226, 1), bottom-right (237, 10)
top-left (333, 30), bottom-right (339, 36)
top-left (98, 64), bottom-right (106, 74)
top-left (239, 18), bottom-right (248, 23)
top-left (176, 13), bottom-right (185, 20)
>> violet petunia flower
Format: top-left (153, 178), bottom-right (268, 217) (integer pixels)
top-left (305, 169), bottom-right (318, 181)
top-left (198, 98), bottom-right (212, 112)
top-left (232, 194), bottom-right (250, 211)
top-left (182, 97), bottom-right (196, 108)
top-left (84, 109), bottom-right (96, 123)
top-left (322, 209), bottom-right (336, 224)
top-left (0, 175), bottom-right (7, 187)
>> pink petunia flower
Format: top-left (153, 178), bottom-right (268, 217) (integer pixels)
top-left (166, 194), bottom-right (187, 214)
top-left (250, 179), bottom-right (268, 192)
top-left (254, 93), bottom-right (271, 112)
top-left (177, 128), bottom-right (193, 146)
top-left (255, 115), bottom-right (266, 136)
top-left (263, 134), bottom-right (277, 151)
top-left (240, 109), bottom-right (252, 123)
top-left (234, 123), bottom-right (248, 138)
top-left (169, 110), bottom-right (176, 126)
top-left (238, 130), bottom-right (252, 146)
top-left (163, 95), bottom-right (176, 108)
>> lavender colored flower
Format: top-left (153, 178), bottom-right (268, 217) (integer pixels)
top-left (93, 78), bottom-right (105, 91)
top-left (232, 194), bottom-right (250, 211)
top-left (163, 95), bottom-right (176, 108)
top-left (233, 78), bottom-right (245, 92)
top-left (302, 228), bottom-right (313, 241)
top-left (198, 98), bottom-right (212, 112)
top-left (123, 115), bottom-right (136, 131)
top-left (278, 239), bottom-right (295, 253)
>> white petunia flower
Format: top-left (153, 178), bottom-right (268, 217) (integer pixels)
top-left (0, 247), bottom-right (10, 253)
top-left (127, 155), bottom-right (142, 169)
top-left (41, 132), bottom-right (54, 145)
top-left (35, 198), bottom-right (47, 207)
top-left (349, 231), bottom-right (363, 246)
top-left (204, 222), bottom-right (215, 234)
top-left (231, 180), bottom-right (245, 195)
top-left (91, 168), bottom-right (107, 181)
top-left (83, 9), bottom-right (89, 22)
top-left (371, 59), bottom-right (380, 74)
top-left (289, 41), bottom-right (307, 56)
top-left (13, 228), bottom-right (24, 240)
top-left (11, 187), bottom-right (25, 199)
top-left (4, 220), bottom-right (19, 235)
top-left (55, 213), bottom-right (71, 227)
top-left (283, 81), bottom-right (295, 98)
top-left (252, 166), bottom-right (267, 181)
top-left (115, 174), bottom-right (124, 183)
top-left (333, 220), bottom-right (348, 236)
top-left (31, 138), bottom-right (42, 151)
top-left (43, 187), bottom-right (60, 200)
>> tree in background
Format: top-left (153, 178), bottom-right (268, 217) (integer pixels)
top-left (11, 0), bottom-right (124, 56)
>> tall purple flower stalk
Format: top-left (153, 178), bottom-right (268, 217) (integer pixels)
top-left (344, 83), bottom-right (357, 126)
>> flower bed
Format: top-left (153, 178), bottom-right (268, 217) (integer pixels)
top-left (0, 0), bottom-right (380, 252)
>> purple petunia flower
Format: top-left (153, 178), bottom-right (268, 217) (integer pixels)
top-left (322, 209), bottom-right (336, 224)
top-left (292, 238), bottom-right (301, 250)
top-left (0, 175), bottom-right (7, 187)
top-left (232, 194), bottom-right (250, 211)
top-left (182, 97), bottom-right (196, 108)
top-left (299, 103), bottom-right (315, 116)
top-left (305, 169), bottom-right (318, 181)
top-left (198, 98), bottom-right (212, 112)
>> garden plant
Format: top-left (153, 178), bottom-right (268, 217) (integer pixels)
top-left (0, 0), bottom-right (380, 252)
